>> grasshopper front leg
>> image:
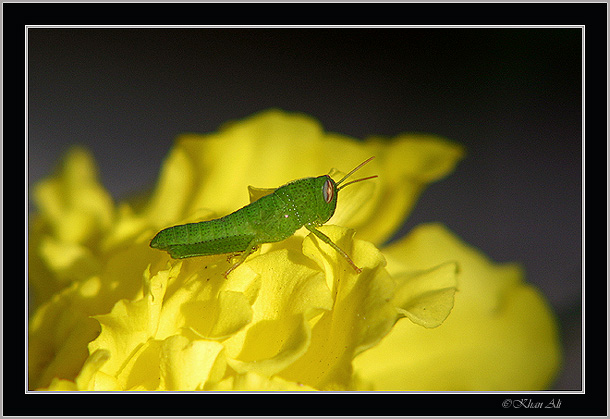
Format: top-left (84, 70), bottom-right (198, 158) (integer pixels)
top-left (305, 225), bottom-right (362, 274)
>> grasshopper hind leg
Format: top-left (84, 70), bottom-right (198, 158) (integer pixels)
top-left (223, 241), bottom-right (259, 278)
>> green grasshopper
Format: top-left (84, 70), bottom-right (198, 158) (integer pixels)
top-left (150, 157), bottom-right (377, 277)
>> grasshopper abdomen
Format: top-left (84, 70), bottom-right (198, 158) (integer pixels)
top-left (150, 216), bottom-right (256, 259)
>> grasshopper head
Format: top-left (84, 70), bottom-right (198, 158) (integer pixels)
top-left (314, 157), bottom-right (378, 225)
top-left (314, 175), bottom-right (339, 224)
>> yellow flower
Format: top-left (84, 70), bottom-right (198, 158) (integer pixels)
top-left (28, 109), bottom-right (560, 391)
top-left (354, 223), bottom-right (560, 390)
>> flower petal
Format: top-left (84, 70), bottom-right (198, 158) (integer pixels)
top-left (141, 110), bottom-right (330, 226)
top-left (33, 146), bottom-right (114, 244)
top-left (208, 371), bottom-right (317, 391)
top-left (30, 146), bottom-right (115, 306)
top-left (384, 223), bottom-right (520, 312)
top-left (353, 223), bottom-right (561, 390)
top-left (74, 349), bottom-right (112, 390)
top-left (88, 263), bottom-right (171, 377)
top-left (223, 248), bottom-right (332, 377)
top-left (392, 262), bottom-right (458, 328)
top-left (279, 226), bottom-right (396, 390)
top-left (354, 135), bottom-right (464, 244)
top-left (38, 236), bottom-right (100, 283)
top-left (159, 335), bottom-right (226, 391)
top-left (152, 259), bottom-right (257, 341)
top-left (227, 314), bottom-right (311, 377)
top-left (28, 282), bottom-right (102, 389)
top-left (141, 146), bottom-right (199, 229)
top-left (44, 349), bottom-right (113, 391)
top-left (179, 290), bottom-right (253, 339)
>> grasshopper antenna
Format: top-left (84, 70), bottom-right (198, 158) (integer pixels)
top-left (336, 156), bottom-right (378, 191)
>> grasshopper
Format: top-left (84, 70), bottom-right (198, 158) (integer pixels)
top-left (150, 157), bottom-right (377, 277)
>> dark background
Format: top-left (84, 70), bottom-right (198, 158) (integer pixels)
top-left (28, 26), bottom-right (582, 390)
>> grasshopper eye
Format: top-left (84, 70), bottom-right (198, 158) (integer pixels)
top-left (322, 178), bottom-right (334, 203)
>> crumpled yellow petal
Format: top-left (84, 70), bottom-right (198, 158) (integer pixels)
top-left (143, 257), bottom-right (258, 342)
top-left (223, 249), bottom-right (332, 377)
top-left (28, 281), bottom-right (102, 390)
top-left (182, 290), bottom-right (253, 339)
top-left (33, 146), bottom-right (114, 244)
top-left (74, 350), bottom-right (118, 391)
top-left (227, 314), bottom-right (311, 377)
top-left (85, 257), bottom-right (256, 390)
top-left (338, 134), bottom-right (465, 244)
top-left (30, 146), bottom-right (115, 306)
top-left (208, 371), bottom-right (317, 391)
top-left (44, 349), bottom-right (114, 391)
top-left (38, 236), bottom-right (100, 283)
top-left (30, 237), bottom-right (172, 390)
top-left (158, 335), bottom-right (226, 391)
top-left (353, 223), bottom-right (561, 390)
top-left (384, 222), bottom-right (521, 313)
top-left (88, 264), bottom-right (171, 377)
top-left (391, 262), bottom-right (458, 328)
top-left (278, 226), bottom-right (397, 390)
top-left (141, 145), bottom-right (199, 229)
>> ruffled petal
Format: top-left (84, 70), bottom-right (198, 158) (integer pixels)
top-left (33, 146), bottom-right (114, 244)
top-left (28, 281), bottom-right (102, 389)
top-left (391, 262), bottom-right (458, 328)
top-left (44, 349), bottom-right (113, 391)
top-left (158, 336), bottom-right (226, 391)
top-left (327, 134), bottom-right (465, 244)
top-left (88, 263), bottom-right (171, 378)
top-left (208, 371), bottom-right (317, 391)
top-left (30, 146), bottom-right (115, 305)
top-left (223, 248), bottom-right (332, 377)
top-left (279, 226), bottom-right (396, 390)
top-left (353, 223), bottom-right (561, 390)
